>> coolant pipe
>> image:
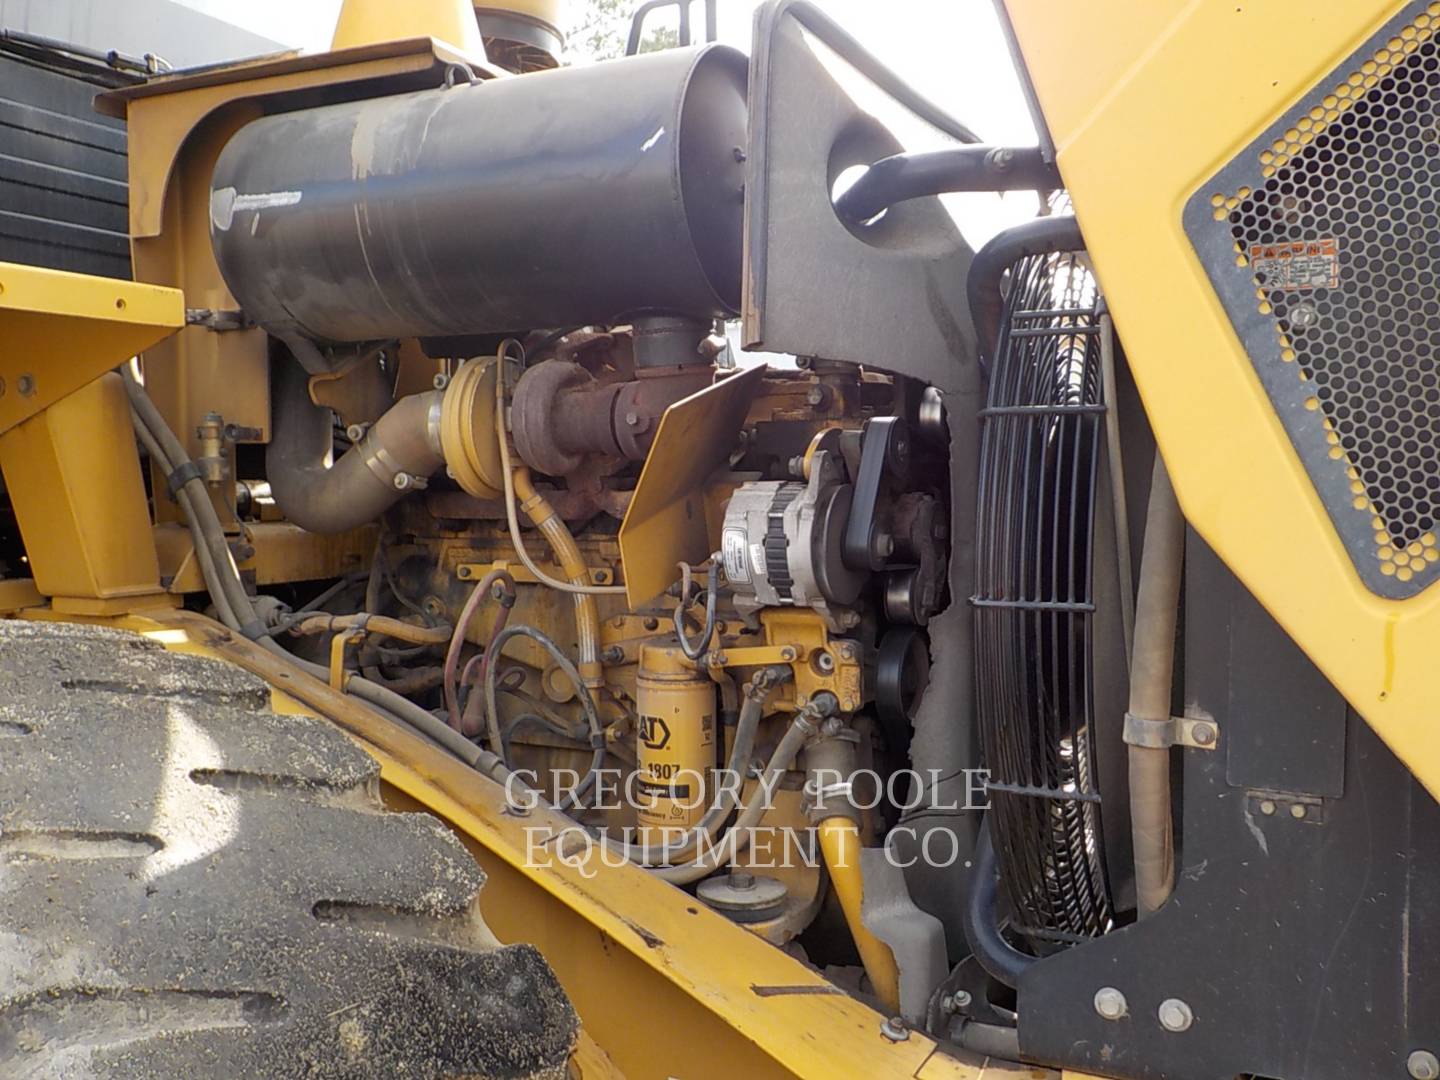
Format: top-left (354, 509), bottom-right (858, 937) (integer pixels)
top-left (961, 819), bottom-right (1035, 989)
top-left (818, 817), bottom-right (901, 1015)
top-left (268, 355), bottom-right (444, 534)
top-left (1128, 457), bottom-right (1184, 916)
top-left (806, 727), bottom-right (901, 1015)
top-left (510, 467), bottom-right (603, 689)
top-left (966, 214), bottom-right (1084, 372)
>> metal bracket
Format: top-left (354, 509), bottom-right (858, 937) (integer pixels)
top-left (1123, 711), bottom-right (1220, 751)
top-left (185, 307), bottom-right (250, 332)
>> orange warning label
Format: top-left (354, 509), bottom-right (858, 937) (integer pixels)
top-left (1249, 238), bottom-right (1340, 291)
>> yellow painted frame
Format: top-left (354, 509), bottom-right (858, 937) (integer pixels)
top-left (1004, 0), bottom-right (1440, 797)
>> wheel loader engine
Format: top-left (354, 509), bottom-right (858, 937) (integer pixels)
top-left (184, 38), bottom-right (955, 1013)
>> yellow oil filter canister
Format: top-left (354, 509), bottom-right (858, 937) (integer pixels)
top-left (635, 644), bottom-right (716, 837)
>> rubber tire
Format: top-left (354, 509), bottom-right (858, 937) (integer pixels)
top-left (0, 620), bottom-right (577, 1079)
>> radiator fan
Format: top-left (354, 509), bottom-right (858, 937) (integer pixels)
top-left (973, 231), bottom-right (1132, 947)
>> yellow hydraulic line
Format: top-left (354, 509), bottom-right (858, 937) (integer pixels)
top-left (816, 816), bottom-right (901, 1015)
top-left (511, 467), bottom-right (604, 688)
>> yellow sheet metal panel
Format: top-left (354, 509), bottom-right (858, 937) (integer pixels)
top-left (1003, 0), bottom-right (1440, 796)
top-left (619, 365), bottom-right (766, 606)
top-left (0, 374), bottom-right (163, 601)
top-left (0, 579), bottom-right (43, 614)
top-left (154, 521), bottom-right (375, 593)
top-left (0, 262), bottom-right (182, 435)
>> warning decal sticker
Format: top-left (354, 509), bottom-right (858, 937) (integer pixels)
top-left (1249, 238), bottom-right (1340, 291)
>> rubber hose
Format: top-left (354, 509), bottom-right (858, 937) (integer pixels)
top-left (961, 819), bottom-right (1036, 989)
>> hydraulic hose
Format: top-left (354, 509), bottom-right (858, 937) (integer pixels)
top-left (267, 355), bottom-right (444, 534)
top-left (1128, 457), bottom-right (1184, 916)
top-left (961, 818), bottom-right (1036, 989)
top-left (966, 214), bottom-right (1084, 372)
top-left (834, 145), bottom-right (1059, 224)
top-left (510, 467), bottom-right (605, 688)
top-left (125, 371), bottom-right (487, 776)
top-left (482, 622), bottom-right (604, 810)
top-left (444, 568), bottom-right (516, 733)
top-left (642, 701), bottom-right (819, 885)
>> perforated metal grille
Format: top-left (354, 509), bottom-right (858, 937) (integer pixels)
top-left (1187, 3), bottom-right (1440, 597)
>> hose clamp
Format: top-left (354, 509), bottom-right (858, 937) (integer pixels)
top-left (164, 460), bottom-right (204, 501)
top-left (1123, 711), bottom-right (1220, 751)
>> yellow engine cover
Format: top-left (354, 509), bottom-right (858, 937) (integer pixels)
top-left (1003, 0), bottom-right (1440, 797)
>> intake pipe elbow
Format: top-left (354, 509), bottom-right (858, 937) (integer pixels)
top-left (268, 356), bottom-right (444, 534)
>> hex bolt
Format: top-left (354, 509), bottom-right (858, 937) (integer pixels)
top-left (1409, 1050), bottom-right (1440, 1080)
top-left (346, 423), bottom-right (368, 442)
top-left (1093, 987), bottom-right (1128, 1021)
top-left (728, 869), bottom-right (755, 890)
top-left (805, 385), bottom-right (826, 407)
top-left (1259, 799), bottom-right (1277, 816)
top-left (946, 990), bottom-right (972, 1012)
top-left (1290, 803), bottom-right (1308, 820)
top-left (879, 1017), bottom-right (909, 1042)
top-left (392, 472), bottom-right (413, 491)
top-left (1157, 998), bottom-right (1194, 1033)
top-left (624, 411), bottom-right (640, 427)
top-left (600, 645), bottom-right (625, 664)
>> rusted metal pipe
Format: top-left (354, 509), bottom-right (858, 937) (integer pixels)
top-left (268, 357), bottom-right (443, 534)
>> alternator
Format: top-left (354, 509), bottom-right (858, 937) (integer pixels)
top-left (721, 448), bottom-right (865, 627)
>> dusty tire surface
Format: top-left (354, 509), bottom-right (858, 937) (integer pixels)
top-left (0, 620), bottom-right (577, 1079)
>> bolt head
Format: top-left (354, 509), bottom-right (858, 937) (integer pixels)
top-left (346, 424), bottom-right (366, 442)
top-left (806, 386), bottom-right (825, 406)
top-left (16, 373), bottom-right (35, 397)
top-left (729, 870), bottom-right (755, 890)
top-left (432, 372), bottom-right (450, 390)
top-left (392, 472), bottom-right (413, 491)
top-left (1259, 799), bottom-right (1277, 816)
top-left (1192, 723), bottom-right (1216, 746)
top-left (1158, 998), bottom-right (1194, 1033)
top-left (1409, 1049), bottom-right (1440, 1080)
top-left (952, 989), bottom-right (972, 1010)
top-left (879, 1017), bottom-right (909, 1042)
top-left (1093, 987), bottom-right (1128, 1021)
top-left (1290, 803), bottom-right (1308, 820)
top-left (625, 411), bottom-right (640, 426)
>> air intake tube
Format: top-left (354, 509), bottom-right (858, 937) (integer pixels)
top-left (267, 356), bottom-right (444, 534)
